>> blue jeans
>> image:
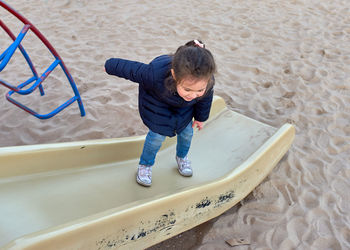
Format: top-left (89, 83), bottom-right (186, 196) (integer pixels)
top-left (139, 122), bottom-right (193, 166)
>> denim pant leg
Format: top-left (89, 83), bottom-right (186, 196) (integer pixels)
top-left (176, 121), bottom-right (194, 158)
top-left (139, 130), bottom-right (166, 166)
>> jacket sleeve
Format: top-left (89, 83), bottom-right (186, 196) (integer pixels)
top-left (193, 87), bottom-right (214, 122)
top-left (105, 58), bottom-right (153, 89)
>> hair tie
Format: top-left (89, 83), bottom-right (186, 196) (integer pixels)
top-left (194, 39), bottom-right (204, 48)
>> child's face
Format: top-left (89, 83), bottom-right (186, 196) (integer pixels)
top-left (176, 77), bottom-right (208, 102)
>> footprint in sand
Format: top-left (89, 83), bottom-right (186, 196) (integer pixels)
top-left (240, 30), bottom-right (251, 39)
top-left (299, 65), bottom-right (316, 81)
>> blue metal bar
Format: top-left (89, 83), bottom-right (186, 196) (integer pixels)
top-left (6, 91), bottom-right (78, 119)
top-left (16, 40), bottom-right (44, 96)
top-left (13, 59), bottom-right (60, 95)
top-left (0, 24), bottom-right (30, 71)
top-left (0, 19), bottom-right (44, 95)
top-left (5, 59), bottom-right (83, 119)
top-left (59, 61), bottom-right (86, 116)
top-left (1, 59), bottom-right (58, 95)
top-left (0, 46), bottom-right (11, 61)
top-left (0, 76), bottom-right (36, 92)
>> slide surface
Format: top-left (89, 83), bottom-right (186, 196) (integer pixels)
top-left (0, 96), bottom-right (295, 249)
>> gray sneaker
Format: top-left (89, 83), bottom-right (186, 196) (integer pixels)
top-left (136, 165), bottom-right (152, 187)
top-left (176, 156), bottom-right (193, 177)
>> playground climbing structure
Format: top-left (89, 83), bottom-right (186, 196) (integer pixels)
top-left (0, 1), bottom-right (85, 119)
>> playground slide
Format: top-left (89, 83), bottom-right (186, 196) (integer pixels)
top-left (0, 96), bottom-right (295, 249)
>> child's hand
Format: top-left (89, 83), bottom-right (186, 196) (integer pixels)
top-left (192, 120), bottom-right (204, 131)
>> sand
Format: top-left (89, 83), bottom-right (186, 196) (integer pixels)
top-left (1, 0), bottom-right (349, 249)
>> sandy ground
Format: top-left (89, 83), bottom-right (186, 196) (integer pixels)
top-left (1, 0), bottom-right (349, 249)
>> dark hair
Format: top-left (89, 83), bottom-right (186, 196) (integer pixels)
top-left (165, 40), bottom-right (216, 95)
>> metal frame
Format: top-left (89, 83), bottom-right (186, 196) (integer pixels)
top-left (0, 1), bottom-right (85, 119)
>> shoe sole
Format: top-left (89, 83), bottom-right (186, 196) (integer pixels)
top-left (136, 175), bottom-right (152, 187)
top-left (177, 169), bottom-right (193, 177)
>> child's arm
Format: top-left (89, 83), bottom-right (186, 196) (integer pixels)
top-left (104, 58), bottom-right (153, 87)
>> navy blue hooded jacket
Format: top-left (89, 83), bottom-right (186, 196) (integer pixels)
top-left (105, 55), bottom-right (213, 137)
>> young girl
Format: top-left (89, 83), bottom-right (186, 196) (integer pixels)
top-left (105, 40), bottom-right (216, 187)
